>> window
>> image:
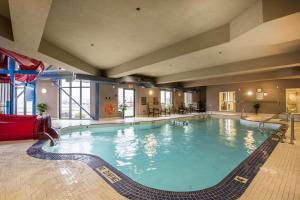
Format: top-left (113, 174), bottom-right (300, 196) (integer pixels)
top-left (15, 85), bottom-right (34, 115)
top-left (184, 92), bottom-right (193, 107)
top-left (219, 91), bottom-right (235, 112)
top-left (160, 90), bottom-right (172, 107)
top-left (59, 80), bottom-right (91, 119)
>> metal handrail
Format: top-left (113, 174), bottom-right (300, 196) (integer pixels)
top-left (240, 107), bottom-right (246, 118)
top-left (290, 113), bottom-right (300, 144)
top-left (44, 132), bottom-right (56, 146)
top-left (258, 112), bottom-right (286, 132)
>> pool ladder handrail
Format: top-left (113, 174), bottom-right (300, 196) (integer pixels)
top-left (44, 132), bottom-right (56, 147)
top-left (258, 112), bottom-right (285, 133)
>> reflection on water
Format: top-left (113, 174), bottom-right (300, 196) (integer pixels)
top-left (114, 127), bottom-right (138, 160)
top-left (219, 119), bottom-right (258, 154)
top-left (144, 133), bottom-right (158, 158)
top-left (244, 130), bottom-right (256, 154)
top-left (161, 124), bottom-right (173, 152)
top-left (45, 118), bottom-right (269, 191)
top-left (219, 119), bottom-right (237, 147)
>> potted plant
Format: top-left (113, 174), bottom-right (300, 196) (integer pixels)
top-left (188, 103), bottom-right (193, 113)
top-left (165, 103), bottom-right (172, 115)
top-left (37, 103), bottom-right (47, 116)
top-left (253, 103), bottom-right (260, 114)
top-left (119, 102), bottom-right (128, 119)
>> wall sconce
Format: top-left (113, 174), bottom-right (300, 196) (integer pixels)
top-left (41, 88), bottom-right (47, 94)
top-left (178, 92), bottom-right (181, 97)
top-left (149, 90), bottom-right (153, 95)
top-left (247, 91), bottom-right (253, 96)
top-left (263, 92), bottom-right (268, 96)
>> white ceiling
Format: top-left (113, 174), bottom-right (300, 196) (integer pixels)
top-left (43, 0), bottom-right (256, 68)
top-left (1, 0), bottom-right (299, 86)
top-left (123, 12), bottom-right (300, 77)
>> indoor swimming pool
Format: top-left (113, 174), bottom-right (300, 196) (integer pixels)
top-left (43, 117), bottom-right (272, 192)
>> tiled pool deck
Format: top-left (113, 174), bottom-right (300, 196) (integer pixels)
top-left (0, 114), bottom-right (299, 200)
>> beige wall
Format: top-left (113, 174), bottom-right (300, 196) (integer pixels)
top-left (137, 87), bottom-right (160, 116)
top-left (206, 79), bottom-right (300, 114)
top-left (174, 91), bottom-right (184, 108)
top-left (98, 85), bottom-right (161, 118)
top-left (36, 80), bottom-right (59, 118)
top-left (99, 84), bottom-right (120, 118)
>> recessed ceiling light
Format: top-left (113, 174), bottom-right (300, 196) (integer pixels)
top-left (136, 7), bottom-right (141, 11)
top-left (90, 43), bottom-right (94, 47)
top-left (218, 51), bottom-right (222, 54)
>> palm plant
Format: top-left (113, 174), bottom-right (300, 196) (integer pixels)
top-left (37, 103), bottom-right (47, 116)
top-left (119, 102), bottom-right (128, 119)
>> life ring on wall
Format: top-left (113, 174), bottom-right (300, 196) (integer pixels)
top-left (105, 103), bottom-right (116, 113)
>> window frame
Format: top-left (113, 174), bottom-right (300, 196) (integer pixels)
top-left (160, 89), bottom-right (172, 107)
top-left (59, 80), bottom-right (91, 119)
top-left (184, 92), bottom-right (193, 107)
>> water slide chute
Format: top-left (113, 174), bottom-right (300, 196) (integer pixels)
top-left (0, 47), bottom-right (44, 83)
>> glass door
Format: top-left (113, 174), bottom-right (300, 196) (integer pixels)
top-left (286, 88), bottom-right (300, 113)
top-left (219, 91), bottom-right (236, 112)
top-left (124, 89), bottom-right (135, 117)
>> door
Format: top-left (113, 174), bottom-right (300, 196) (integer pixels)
top-left (219, 91), bottom-right (236, 112)
top-left (286, 88), bottom-right (300, 113)
top-left (124, 89), bottom-right (135, 117)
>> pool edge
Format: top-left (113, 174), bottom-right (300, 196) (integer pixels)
top-left (27, 121), bottom-right (288, 200)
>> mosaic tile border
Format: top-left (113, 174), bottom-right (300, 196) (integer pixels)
top-left (27, 123), bottom-right (288, 200)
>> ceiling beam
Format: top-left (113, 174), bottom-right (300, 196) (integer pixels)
top-left (157, 50), bottom-right (300, 84)
top-left (107, 0), bottom-right (300, 79)
top-left (0, 15), bottom-right (13, 40)
top-left (39, 39), bottom-right (101, 75)
top-left (183, 67), bottom-right (300, 87)
top-left (0, 0), bottom-right (101, 75)
top-left (8, 0), bottom-right (52, 51)
top-left (106, 24), bottom-right (230, 78)
top-left (0, 35), bottom-right (101, 75)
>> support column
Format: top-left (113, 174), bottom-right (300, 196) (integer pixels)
top-left (32, 82), bottom-right (37, 115)
top-left (8, 57), bottom-right (15, 114)
top-left (95, 82), bottom-right (100, 120)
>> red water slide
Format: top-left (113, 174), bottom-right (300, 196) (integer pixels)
top-left (0, 47), bottom-right (44, 83)
top-left (0, 48), bottom-right (57, 141)
top-left (0, 114), bottom-right (58, 141)
top-left (0, 114), bottom-right (39, 140)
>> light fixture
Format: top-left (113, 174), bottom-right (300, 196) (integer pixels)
top-left (178, 92), bottom-right (181, 97)
top-left (276, 85), bottom-right (279, 89)
top-left (238, 88), bottom-right (241, 91)
top-left (112, 85), bottom-right (115, 89)
top-left (247, 91), bottom-right (253, 96)
top-left (41, 88), bottom-right (47, 94)
top-left (149, 90), bottom-right (153, 95)
top-left (263, 92), bottom-right (268, 96)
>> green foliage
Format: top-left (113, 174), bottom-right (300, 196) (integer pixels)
top-left (119, 102), bottom-right (128, 113)
top-left (165, 103), bottom-right (173, 112)
top-left (37, 103), bottom-right (47, 115)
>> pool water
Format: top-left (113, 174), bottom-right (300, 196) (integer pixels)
top-left (44, 118), bottom-right (271, 191)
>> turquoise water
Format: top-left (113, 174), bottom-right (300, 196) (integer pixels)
top-left (44, 118), bottom-right (271, 191)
